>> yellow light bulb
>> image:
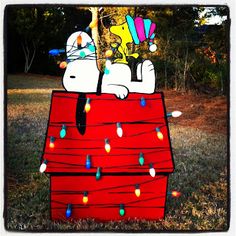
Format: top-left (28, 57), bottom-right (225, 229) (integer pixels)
top-left (171, 191), bottom-right (181, 198)
top-left (84, 103), bottom-right (91, 113)
top-left (82, 192), bottom-right (88, 204)
top-left (49, 136), bottom-right (55, 148)
top-left (83, 196), bottom-right (88, 204)
top-left (105, 143), bottom-right (111, 153)
top-left (135, 184), bottom-right (141, 197)
top-left (135, 189), bottom-right (141, 197)
top-left (105, 138), bottom-right (111, 153)
top-left (105, 49), bottom-right (113, 58)
top-left (156, 128), bottom-right (163, 140)
top-left (49, 142), bottom-right (55, 148)
top-left (157, 131), bottom-right (163, 140)
top-left (84, 98), bottom-right (91, 113)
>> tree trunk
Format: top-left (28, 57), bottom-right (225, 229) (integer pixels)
top-left (174, 48), bottom-right (179, 90)
top-left (164, 61), bottom-right (168, 89)
top-left (164, 34), bottom-right (170, 90)
top-left (90, 7), bottom-right (101, 70)
top-left (21, 40), bottom-right (36, 73)
top-left (183, 46), bottom-right (189, 92)
top-left (220, 70), bottom-right (224, 94)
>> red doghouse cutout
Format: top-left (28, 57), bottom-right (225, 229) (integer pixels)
top-left (41, 91), bottom-right (174, 220)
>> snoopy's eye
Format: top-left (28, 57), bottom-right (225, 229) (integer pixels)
top-left (122, 26), bottom-right (124, 30)
top-left (70, 75), bottom-right (76, 79)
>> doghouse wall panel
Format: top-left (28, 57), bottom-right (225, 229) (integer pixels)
top-left (42, 92), bottom-right (174, 174)
top-left (51, 175), bottom-right (168, 220)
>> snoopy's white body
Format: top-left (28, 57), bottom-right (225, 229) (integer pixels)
top-left (62, 31), bottom-right (156, 99)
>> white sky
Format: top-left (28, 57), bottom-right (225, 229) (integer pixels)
top-left (200, 7), bottom-right (228, 25)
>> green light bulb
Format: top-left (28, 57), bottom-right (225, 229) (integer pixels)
top-left (119, 204), bottom-right (125, 216)
top-left (139, 152), bottom-right (144, 166)
top-left (60, 125), bottom-right (67, 138)
top-left (96, 167), bottom-right (101, 180)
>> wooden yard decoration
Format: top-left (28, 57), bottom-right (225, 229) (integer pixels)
top-left (40, 91), bottom-right (177, 220)
top-left (43, 15), bottom-right (182, 221)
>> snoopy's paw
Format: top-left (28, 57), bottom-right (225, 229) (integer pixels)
top-left (136, 60), bottom-right (154, 81)
top-left (115, 86), bottom-right (129, 99)
top-left (142, 60), bottom-right (154, 71)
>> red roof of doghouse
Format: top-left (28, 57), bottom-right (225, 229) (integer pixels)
top-left (41, 91), bottom-right (174, 174)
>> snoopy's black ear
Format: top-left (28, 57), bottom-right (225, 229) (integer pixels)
top-left (84, 27), bottom-right (92, 37)
top-left (76, 93), bottom-right (87, 135)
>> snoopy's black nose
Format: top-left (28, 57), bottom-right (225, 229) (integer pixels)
top-left (70, 75), bottom-right (76, 79)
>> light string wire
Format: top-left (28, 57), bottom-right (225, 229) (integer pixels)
top-left (49, 122), bottom-right (165, 128)
top-left (53, 94), bottom-right (163, 101)
top-left (46, 126), bottom-right (166, 142)
top-left (50, 115), bottom-right (166, 125)
top-left (52, 146), bottom-right (169, 150)
top-left (52, 175), bottom-right (164, 195)
top-left (44, 148), bottom-right (169, 157)
top-left (51, 176), bottom-right (166, 193)
top-left (65, 34), bottom-right (111, 62)
top-left (43, 156), bottom-right (172, 169)
top-left (51, 194), bottom-right (166, 209)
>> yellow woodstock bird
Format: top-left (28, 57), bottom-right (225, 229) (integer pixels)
top-left (110, 15), bottom-right (157, 64)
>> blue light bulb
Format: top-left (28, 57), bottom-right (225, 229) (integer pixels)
top-left (139, 152), bottom-right (144, 166)
top-left (96, 167), bottom-right (101, 180)
top-left (86, 155), bottom-right (91, 169)
top-left (80, 51), bottom-right (86, 58)
top-left (48, 48), bottom-right (65, 56)
top-left (104, 68), bottom-right (110, 75)
top-left (88, 44), bottom-right (95, 52)
top-left (140, 97), bottom-right (146, 107)
top-left (66, 204), bottom-right (72, 218)
top-left (60, 124), bottom-right (67, 138)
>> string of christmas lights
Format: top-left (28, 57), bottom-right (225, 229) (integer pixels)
top-left (39, 158), bottom-right (172, 171)
top-left (53, 94), bottom-right (163, 101)
top-left (50, 121), bottom-right (166, 127)
top-left (46, 127), bottom-right (167, 143)
top-left (52, 175), bottom-right (165, 194)
top-left (52, 194), bottom-right (168, 207)
top-left (49, 30), bottom-right (119, 76)
top-left (48, 146), bottom-right (170, 150)
top-left (44, 148), bottom-right (170, 157)
top-left (51, 190), bottom-right (181, 218)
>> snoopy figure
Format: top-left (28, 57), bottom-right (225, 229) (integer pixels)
top-left (62, 31), bottom-right (156, 99)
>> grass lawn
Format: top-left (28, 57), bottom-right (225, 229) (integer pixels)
top-left (5, 74), bottom-right (229, 232)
